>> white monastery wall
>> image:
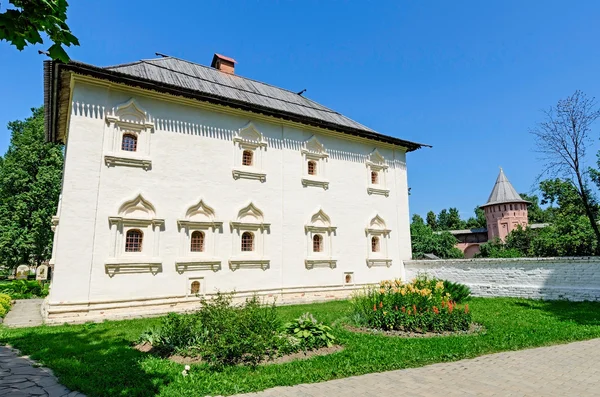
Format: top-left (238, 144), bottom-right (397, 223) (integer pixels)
top-left (47, 81), bottom-right (412, 322)
top-left (406, 257), bottom-right (600, 301)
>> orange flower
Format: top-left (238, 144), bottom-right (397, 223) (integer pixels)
top-left (401, 306), bottom-right (406, 313)
top-left (373, 304), bottom-right (377, 312)
top-left (465, 304), bottom-right (469, 314)
top-left (433, 306), bottom-right (439, 314)
top-left (412, 304), bottom-right (417, 314)
top-left (448, 301), bottom-right (454, 313)
top-left (379, 301), bottom-right (384, 308)
top-left (441, 300), bottom-right (446, 308)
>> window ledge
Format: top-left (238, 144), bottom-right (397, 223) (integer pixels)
top-left (366, 258), bottom-right (393, 268)
top-left (104, 258), bottom-right (162, 277)
top-left (175, 259), bottom-right (221, 273)
top-left (104, 154), bottom-right (152, 170)
top-left (301, 177), bottom-right (329, 190)
top-left (367, 187), bottom-right (390, 197)
top-left (228, 258), bottom-right (270, 271)
top-left (305, 258), bottom-right (337, 269)
top-left (232, 168), bottom-right (266, 182)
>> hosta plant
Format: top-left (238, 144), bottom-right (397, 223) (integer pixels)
top-left (283, 312), bottom-right (336, 350)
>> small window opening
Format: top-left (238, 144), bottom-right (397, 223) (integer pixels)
top-left (313, 234), bottom-right (323, 252)
top-left (371, 171), bottom-right (379, 184)
top-left (190, 280), bottom-right (201, 294)
top-left (121, 133), bottom-right (138, 152)
top-left (125, 229), bottom-right (143, 252)
top-left (241, 231), bottom-right (254, 252)
top-left (308, 160), bottom-right (317, 175)
top-left (190, 231), bottom-right (204, 252)
top-left (242, 150), bottom-right (253, 166)
top-left (371, 236), bottom-right (380, 252)
top-left (345, 273), bottom-right (353, 284)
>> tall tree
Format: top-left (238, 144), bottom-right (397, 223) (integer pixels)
top-left (0, 107), bottom-right (64, 269)
top-left (519, 193), bottom-right (548, 224)
top-left (426, 211), bottom-right (437, 230)
top-left (0, 0), bottom-right (78, 62)
top-left (530, 90), bottom-right (600, 253)
top-left (465, 206), bottom-right (487, 229)
top-left (410, 215), bottom-right (463, 259)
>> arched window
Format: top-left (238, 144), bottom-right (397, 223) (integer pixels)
top-left (345, 274), bottom-right (352, 284)
top-left (312, 234), bottom-right (323, 252)
top-left (371, 171), bottom-right (379, 184)
top-left (190, 280), bottom-right (201, 294)
top-left (308, 160), bottom-right (317, 175)
top-left (371, 236), bottom-right (380, 252)
top-left (241, 231), bottom-right (254, 252)
top-left (125, 229), bottom-right (143, 252)
top-left (121, 133), bottom-right (138, 152)
top-left (510, 204), bottom-right (513, 210)
top-left (190, 231), bottom-right (204, 252)
top-left (242, 150), bottom-right (253, 166)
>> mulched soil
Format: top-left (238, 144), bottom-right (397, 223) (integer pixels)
top-left (344, 322), bottom-right (484, 338)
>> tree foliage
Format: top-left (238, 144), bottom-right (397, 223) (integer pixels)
top-left (410, 215), bottom-right (463, 259)
top-left (0, 107), bottom-right (64, 269)
top-left (0, 0), bottom-right (78, 62)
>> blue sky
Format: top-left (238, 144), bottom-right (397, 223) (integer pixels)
top-left (2, 0), bottom-right (600, 219)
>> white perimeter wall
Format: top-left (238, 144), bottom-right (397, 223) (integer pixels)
top-left (48, 80), bottom-right (413, 317)
top-left (406, 258), bottom-right (600, 301)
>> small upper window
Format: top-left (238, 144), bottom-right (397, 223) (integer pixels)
top-left (121, 133), bottom-right (137, 152)
top-left (242, 150), bottom-right (253, 166)
top-left (313, 234), bottom-right (323, 252)
top-left (241, 231), bottom-right (254, 252)
top-left (308, 160), bottom-right (317, 175)
top-left (371, 171), bottom-right (379, 185)
top-left (125, 229), bottom-right (143, 252)
top-left (371, 236), bottom-right (380, 252)
top-left (190, 231), bottom-right (204, 252)
top-left (190, 280), bottom-right (201, 294)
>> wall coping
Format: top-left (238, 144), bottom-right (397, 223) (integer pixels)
top-left (406, 257), bottom-right (600, 266)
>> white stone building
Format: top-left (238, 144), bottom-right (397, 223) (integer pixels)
top-left (43, 53), bottom-right (427, 323)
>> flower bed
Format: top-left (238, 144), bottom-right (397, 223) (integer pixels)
top-left (351, 275), bottom-right (471, 332)
top-left (0, 293), bottom-right (11, 318)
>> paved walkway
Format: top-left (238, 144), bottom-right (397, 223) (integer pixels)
top-left (236, 338), bottom-right (600, 397)
top-left (0, 346), bottom-right (84, 396)
top-left (3, 299), bottom-right (44, 328)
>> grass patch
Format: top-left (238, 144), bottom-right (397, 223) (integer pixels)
top-left (0, 297), bottom-right (599, 396)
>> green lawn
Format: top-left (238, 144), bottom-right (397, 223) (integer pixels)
top-left (1, 297), bottom-right (599, 396)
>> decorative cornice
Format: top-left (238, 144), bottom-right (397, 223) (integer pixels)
top-left (305, 259), bottom-right (337, 269)
top-left (230, 221), bottom-right (271, 231)
top-left (175, 260), bottom-right (221, 273)
top-left (104, 259), bottom-right (162, 277)
top-left (367, 187), bottom-right (390, 197)
top-left (365, 228), bottom-right (392, 236)
top-left (232, 168), bottom-right (267, 182)
top-left (104, 154), bottom-right (152, 170)
top-left (366, 258), bottom-right (393, 268)
top-left (177, 220), bottom-right (223, 229)
top-left (304, 225), bottom-right (337, 234)
top-left (301, 177), bottom-right (329, 189)
top-left (108, 216), bottom-right (164, 227)
top-left (229, 259), bottom-right (270, 271)
top-left (51, 216), bottom-right (59, 232)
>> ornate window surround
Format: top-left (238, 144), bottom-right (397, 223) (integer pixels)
top-left (365, 214), bottom-right (392, 268)
top-left (301, 136), bottom-right (329, 189)
top-left (104, 99), bottom-right (154, 170)
top-left (366, 149), bottom-right (390, 197)
top-left (106, 194), bottom-right (164, 277)
top-left (229, 202), bottom-right (270, 271)
top-left (232, 122), bottom-right (267, 182)
top-left (305, 208), bottom-right (337, 269)
top-left (176, 199), bottom-right (223, 273)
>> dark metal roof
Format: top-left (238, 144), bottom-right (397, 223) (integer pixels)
top-left (481, 168), bottom-right (529, 207)
top-left (43, 56), bottom-right (430, 151)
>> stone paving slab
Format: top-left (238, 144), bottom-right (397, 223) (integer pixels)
top-left (235, 338), bottom-right (600, 397)
top-left (4, 299), bottom-right (44, 328)
top-left (0, 346), bottom-right (84, 397)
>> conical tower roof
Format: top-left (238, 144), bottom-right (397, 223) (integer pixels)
top-left (481, 168), bottom-right (529, 207)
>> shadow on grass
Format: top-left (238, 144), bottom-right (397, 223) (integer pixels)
top-left (514, 300), bottom-right (600, 326)
top-left (1, 324), bottom-right (174, 397)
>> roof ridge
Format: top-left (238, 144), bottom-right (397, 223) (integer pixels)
top-left (137, 58), bottom-right (347, 116)
top-left (145, 56), bottom-right (340, 111)
top-left (104, 60), bottom-right (145, 69)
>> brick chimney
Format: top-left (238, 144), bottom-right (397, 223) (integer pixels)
top-left (211, 53), bottom-right (236, 74)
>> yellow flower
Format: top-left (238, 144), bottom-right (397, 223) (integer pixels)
top-left (435, 281), bottom-right (444, 290)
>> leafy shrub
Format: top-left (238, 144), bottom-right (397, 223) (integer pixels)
top-left (0, 280), bottom-right (49, 299)
top-left (442, 280), bottom-right (471, 303)
top-left (351, 274), bottom-right (471, 332)
top-left (140, 292), bottom-right (290, 367)
top-left (0, 293), bottom-right (12, 318)
top-left (283, 313), bottom-right (336, 351)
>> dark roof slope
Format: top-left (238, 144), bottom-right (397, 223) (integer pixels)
top-left (44, 56), bottom-right (430, 151)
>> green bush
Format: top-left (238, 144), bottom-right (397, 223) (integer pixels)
top-left (0, 280), bottom-right (49, 299)
top-left (442, 280), bottom-right (471, 303)
top-left (351, 275), bottom-right (471, 332)
top-left (0, 293), bottom-right (12, 318)
top-left (283, 312), bottom-right (336, 351)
